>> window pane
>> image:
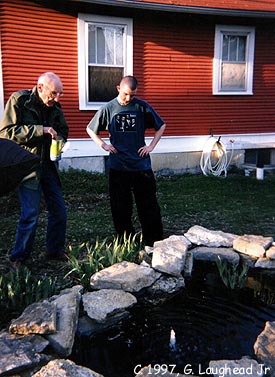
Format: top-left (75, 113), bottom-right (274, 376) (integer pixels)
top-left (221, 34), bottom-right (247, 91)
top-left (228, 36), bottom-right (237, 61)
top-left (221, 62), bottom-right (246, 90)
top-left (223, 35), bottom-right (237, 61)
top-left (222, 35), bottom-right (229, 61)
top-left (88, 25), bottom-right (96, 64)
top-left (115, 28), bottom-right (123, 65)
top-left (97, 27), bottom-right (106, 64)
top-left (89, 24), bottom-right (124, 66)
top-left (88, 23), bottom-right (125, 102)
top-left (88, 66), bottom-right (124, 102)
top-left (105, 28), bottom-right (115, 65)
top-left (238, 36), bottom-right (246, 61)
top-left (222, 34), bottom-right (247, 62)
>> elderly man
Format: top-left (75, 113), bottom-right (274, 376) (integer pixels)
top-left (0, 72), bottom-right (69, 267)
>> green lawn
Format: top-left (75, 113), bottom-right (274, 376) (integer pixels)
top-left (158, 172), bottom-right (275, 237)
top-left (1, 169), bottom-right (275, 258)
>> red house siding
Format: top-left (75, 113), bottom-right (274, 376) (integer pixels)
top-left (135, 13), bottom-right (275, 136)
top-left (1, 0), bottom-right (275, 139)
top-left (0, 0), bottom-right (90, 139)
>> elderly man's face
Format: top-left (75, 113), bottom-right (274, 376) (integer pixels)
top-left (38, 81), bottom-right (63, 107)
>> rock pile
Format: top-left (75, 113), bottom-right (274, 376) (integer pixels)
top-left (0, 225), bottom-right (275, 377)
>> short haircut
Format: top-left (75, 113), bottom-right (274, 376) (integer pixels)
top-left (120, 75), bottom-right (138, 90)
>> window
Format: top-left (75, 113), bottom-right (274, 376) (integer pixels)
top-left (245, 149), bottom-right (271, 166)
top-left (213, 25), bottom-right (255, 95)
top-left (78, 14), bottom-right (133, 110)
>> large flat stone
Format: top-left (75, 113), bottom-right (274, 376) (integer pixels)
top-left (152, 235), bottom-right (192, 276)
top-left (184, 225), bottom-right (237, 247)
top-left (46, 285), bottom-right (83, 357)
top-left (209, 357), bottom-right (266, 377)
top-left (152, 246), bottom-right (186, 276)
top-left (9, 301), bottom-right (56, 335)
top-left (233, 235), bottom-right (273, 258)
top-left (82, 289), bottom-right (137, 323)
top-left (255, 257), bottom-right (275, 269)
top-left (90, 261), bottom-right (161, 292)
top-left (266, 245), bottom-right (275, 260)
top-left (254, 321), bottom-right (275, 376)
top-left (192, 246), bottom-right (240, 264)
top-left (33, 359), bottom-right (104, 377)
top-left (0, 331), bottom-right (49, 375)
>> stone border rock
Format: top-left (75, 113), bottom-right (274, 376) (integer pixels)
top-left (1, 225), bottom-right (275, 377)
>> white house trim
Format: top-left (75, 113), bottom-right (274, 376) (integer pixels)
top-left (62, 133), bottom-right (275, 159)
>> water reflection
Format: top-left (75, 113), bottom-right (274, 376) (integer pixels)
top-left (169, 328), bottom-right (176, 352)
top-left (246, 270), bottom-right (275, 305)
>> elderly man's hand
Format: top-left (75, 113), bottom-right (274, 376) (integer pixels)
top-left (43, 126), bottom-right (57, 139)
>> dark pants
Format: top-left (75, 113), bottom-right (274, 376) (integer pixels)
top-left (109, 169), bottom-right (163, 246)
top-left (11, 162), bottom-right (67, 262)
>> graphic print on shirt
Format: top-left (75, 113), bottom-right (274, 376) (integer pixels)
top-left (114, 113), bottom-right (137, 132)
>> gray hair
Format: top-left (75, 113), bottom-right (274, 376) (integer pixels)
top-left (37, 72), bottom-right (62, 86)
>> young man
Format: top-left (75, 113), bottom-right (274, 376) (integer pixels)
top-left (0, 72), bottom-right (69, 266)
top-left (86, 75), bottom-right (166, 246)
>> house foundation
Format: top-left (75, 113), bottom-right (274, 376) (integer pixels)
top-left (59, 134), bottom-right (275, 176)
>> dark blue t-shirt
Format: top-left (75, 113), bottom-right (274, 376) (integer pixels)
top-left (87, 97), bottom-right (165, 171)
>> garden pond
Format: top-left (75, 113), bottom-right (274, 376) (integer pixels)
top-left (70, 262), bottom-right (275, 377)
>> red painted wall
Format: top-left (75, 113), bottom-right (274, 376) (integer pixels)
top-left (1, 0), bottom-right (275, 139)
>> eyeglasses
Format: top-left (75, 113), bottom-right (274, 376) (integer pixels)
top-left (44, 85), bottom-right (64, 98)
top-left (48, 90), bottom-right (64, 99)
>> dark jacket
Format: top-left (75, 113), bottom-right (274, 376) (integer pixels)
top-left (0, 86), bottom-right (69, 182)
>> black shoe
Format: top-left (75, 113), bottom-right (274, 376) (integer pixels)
top-left (10, 260), bottom-right (25, 271)
top-left (46, 252), bottom-right (69, 261)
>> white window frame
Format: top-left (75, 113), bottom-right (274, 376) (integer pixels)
top-left (213, 25), bottom-right (255, 95)
top-left (78, 14), bottom-right (133, 110)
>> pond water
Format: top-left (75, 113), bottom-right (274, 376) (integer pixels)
top-left (70, 263), bottom-right (275, 377)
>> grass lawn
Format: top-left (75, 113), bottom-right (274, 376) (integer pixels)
top-left (1, 168), bottom-right (275, 259)
top-left (158, 172), bottom-right (275, 237)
